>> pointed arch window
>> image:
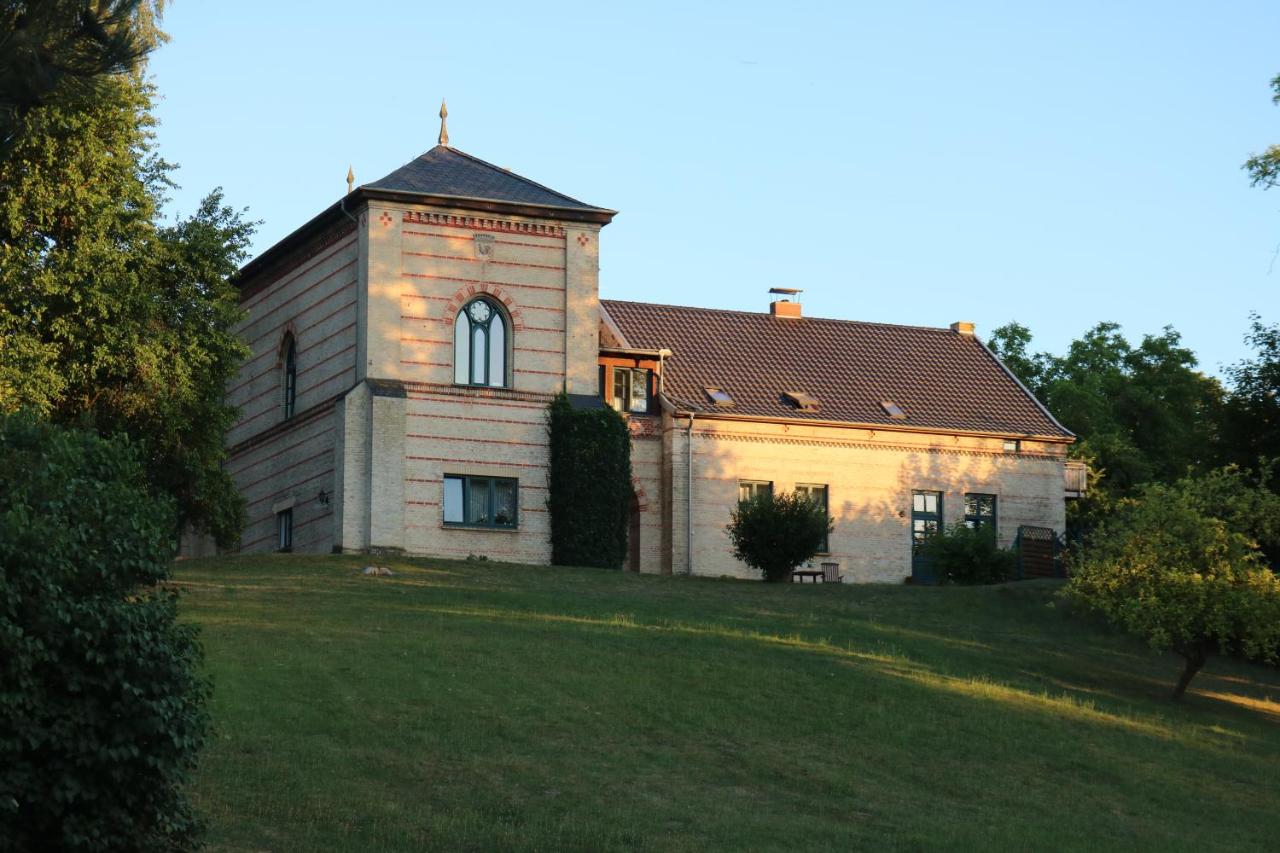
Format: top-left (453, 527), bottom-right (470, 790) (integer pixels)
top-left (282, 334), bottom-right (297, 419)
top-left (454, 298), bottom-right (508, 387)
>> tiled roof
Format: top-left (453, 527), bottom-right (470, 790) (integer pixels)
top-left (366, 145), bottom-right (610, 212)
top-left (601, 300), bottom-right (1072, 439)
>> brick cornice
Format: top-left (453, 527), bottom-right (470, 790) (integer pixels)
top-left (694, 428), bottom-right (1064, 461)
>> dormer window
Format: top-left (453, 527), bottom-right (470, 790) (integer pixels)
top-left (881, 400), bottom-right (907, 420)
top-left (783, 390), bottom-right (820, 412)
top-left (705, 387), bottom-right (734, 408)
top-left (454, 297), bottom-right (508, 388)
top-left (609, 367), bottom-right (650, 413)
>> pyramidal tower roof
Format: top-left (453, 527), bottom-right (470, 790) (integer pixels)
top-left (366, 144), bottom-right (610, 213)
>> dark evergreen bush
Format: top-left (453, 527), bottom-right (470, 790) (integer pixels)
top-left (919, 524), bottom-right (1016, 585)
top-left (0, 415), bottom-right (209, 852)
top-left (726, 491), bottom-right (832, 582)
top-left (547, 394), bottom-right (633, 569)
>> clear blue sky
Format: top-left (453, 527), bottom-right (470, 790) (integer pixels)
top-left (147, 1), bottom-right (1279, 377)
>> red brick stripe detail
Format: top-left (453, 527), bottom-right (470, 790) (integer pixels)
top-left (406, 412), bottom-right (542, 427)
top-left (296, 342), bottom-right (356, 380)
top-left (514, 368), bottom-right (565, 377)
top-left (243, 272), bottom-right (360, 356)
top-left (240, 236), bottom-right (357, 311)
top-left (294, 509), bottom-right (333, 532)
top-left (243, 258), bottom-right (356, 329)
top-left (244, 468), bottom-right (334, 509)
top-left (402, 337), bottom-right (451, 345)
top-left (406, 477), bottom-right (442, 484)
top-left (400, 293), bottom-right (450, 301)
top-left (405, 272), bottom-right (565, 295)
top-left (238, 449), bottom-right (334, 494)
top-left (513, 346), bottom-right (562, 355)
top-left (404, 230), bottom-right (567, 250)
top-left (407, 500), bottom-right (439, 507)
top-left (299, 299), bottom-right (358, 337)
top-left (403, 250), bottom-right (565, 271)
top-left (407, 456), bottom-right (547, 470)
top-left (229, 426), bottom-right (334, 477)
top-left (400, 359), bottom-right (450, 367)
top-left (407, 433), bottom-right (545, 448)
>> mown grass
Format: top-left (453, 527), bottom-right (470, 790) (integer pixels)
top-left (174, 555), bottom-right (1280, 852)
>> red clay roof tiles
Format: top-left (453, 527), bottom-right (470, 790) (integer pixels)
top-left (600, 300), bottom-right (1072, 439)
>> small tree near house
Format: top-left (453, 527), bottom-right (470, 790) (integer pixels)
top-left (726, 491), bottom-right (833, 583)
top-left (1066, 485), bottom-right (1280, 700)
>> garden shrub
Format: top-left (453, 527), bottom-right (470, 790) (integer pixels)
top-left (918, 524), bottom-right (1016, 585)
top-left (547, 394), bottom-right (633, 569)
top-left (0, 414), bottom-right (209, 852)
top-left (1066, 485), bottom-right (1280, 699)
top-left (726, 491), bottom-right (832, 582)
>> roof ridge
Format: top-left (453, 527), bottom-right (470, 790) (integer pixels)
top-left (600, 298), bottom-right (959, 335)
top-left (439, 146), bottom-right (595, 209)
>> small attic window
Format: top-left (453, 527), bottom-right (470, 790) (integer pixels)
top-left (783, 391), bottom-right (820, 412)
top-left (706, 387), bottom-right (734, 408)
top-left (881, 400), bottom-right (907, 420)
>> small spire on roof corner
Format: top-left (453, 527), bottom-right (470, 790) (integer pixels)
top-left (438, 99), bottom-right (449, 147)
top-left (346, 165), bottom-right (354, 195)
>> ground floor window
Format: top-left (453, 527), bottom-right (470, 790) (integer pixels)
top-left (444, 475), bottom-right (518, 528)
top-left (738, 480), bottom-right (773, 503)
top-left (795, 483), bottom-right (829, 553)
top-left (964, 493), bottom-right (997, 531)
top-left (276, 508), bottom-right (293, 552)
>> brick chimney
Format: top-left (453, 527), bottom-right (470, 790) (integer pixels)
top-left (769, 287), bottom-right (802, 319)
top-left (950, 321), bottom-right (975, 336)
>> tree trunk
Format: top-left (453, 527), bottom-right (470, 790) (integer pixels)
top-left (1171, 642), bottom-right (1207, 701)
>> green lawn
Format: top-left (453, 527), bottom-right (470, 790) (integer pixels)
top-left (174, 555), bottom-right (1280, 852)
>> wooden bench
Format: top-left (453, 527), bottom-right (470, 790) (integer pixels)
top-left (792, 569), bottom-right (824, 583)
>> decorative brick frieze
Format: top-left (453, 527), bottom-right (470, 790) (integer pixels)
top-left (402, 211), bottom-right (567, 238)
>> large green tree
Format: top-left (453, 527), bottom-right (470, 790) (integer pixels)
top-left (988, 321), bottom-right (1224, 494)
top-left (0, 43), bottom-right (252, 546)
top-left (0, 1), bottom-right (163, 151)
top-left (1219, 314), bottom-right (1280, 468)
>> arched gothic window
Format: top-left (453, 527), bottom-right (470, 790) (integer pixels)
top-left (454, 298), bottom-right (507, 387)
top-left (282, 334), bottom-right (297, 418)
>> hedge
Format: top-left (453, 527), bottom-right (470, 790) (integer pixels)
top-left (547, 394), bottom-right (633, 569)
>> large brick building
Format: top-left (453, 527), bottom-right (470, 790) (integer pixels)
top-left (219, 117), bottom-right (1079, 582)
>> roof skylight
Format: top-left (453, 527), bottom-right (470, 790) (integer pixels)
top-left (705, 388), bottom-right (734, 408)
top-left (783, 391), bottom-right (820, 412)
top-left (881, 400), bottom-right (907, 420)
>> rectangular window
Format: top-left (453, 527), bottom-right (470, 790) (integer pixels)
top-left (443, 475), bottom-right (519, 529)
top-left (610, 367), bottom-right (650, 413)
top-left (738, 480), bottom-right (773, 503)
top-left (1003, 439), bottom-right (1021, 453)
top-left (276, 508), bottom-right (293, 552)
top-left (911, 490), bottom-right (942, 553)
top-left (795, 483), bottom-right (830, 553)
top-left (964, 493), bottom-right (997, 531)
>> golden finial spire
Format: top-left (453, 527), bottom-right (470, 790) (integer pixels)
top-left (438, 99), bottom-right (449, 147)
top-left (346, 165), bottom-right (354, 195)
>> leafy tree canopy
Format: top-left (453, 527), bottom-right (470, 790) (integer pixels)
top-left (1066, 484), bottom-right (1280, 700)
top-left (988, 321), bottom-right (1224, 502)
top-left (0, 36), bottom-right (253, 546)
top-left (1219, 314), bottom-right (1280, 467)
top-left (1244, 73), bottom-right (1280, 190)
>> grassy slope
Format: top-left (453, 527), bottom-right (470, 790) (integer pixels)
top-left (174, 555), bottom-right (1280, 852)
